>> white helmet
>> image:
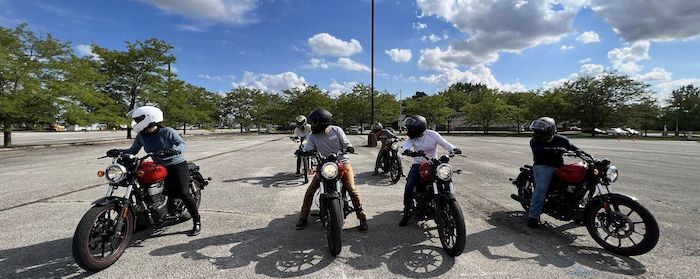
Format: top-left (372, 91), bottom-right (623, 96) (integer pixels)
top-left (127, 106), bottom-right (163, 133)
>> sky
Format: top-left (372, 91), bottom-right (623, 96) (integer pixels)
top-left (2, 0), bottom-right (700, 101)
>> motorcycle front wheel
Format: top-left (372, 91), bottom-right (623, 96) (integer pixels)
top-left (389, 156), bottom-right (402, 184)
top-left (323, 198), bottom-right (343, 256)
top-left (72, 203), bottom-right (134, 271)
top-left (435, 199), bottom-right (466, 257)
top-left (585, 196), bottom-right (659, 256)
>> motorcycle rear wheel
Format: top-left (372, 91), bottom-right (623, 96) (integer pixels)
top-left (72, 203), bottom-right (133, 271)
top-left (178, 180), bottom-right (203, 221)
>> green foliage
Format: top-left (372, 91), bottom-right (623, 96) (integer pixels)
top-left (461, 89), bottom-right (510, 134)
top-left (666, 84), bottom-right (700, 133)
top-left (283, 85), bottom-right (334, 118)
top-left (403, 94), bottom-right (454, 127)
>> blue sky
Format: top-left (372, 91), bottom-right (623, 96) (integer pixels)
top-left (2, 0), bottom-right (700, 100)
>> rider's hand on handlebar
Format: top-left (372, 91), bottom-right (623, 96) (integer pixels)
top-left (156, 148), bottom-right (180, 157)
top-left (345, 146), bottom-right (355, 154)
top-left (451, 148), bottom-right (462, 155)
top-left (106, 149), bottom-right (122, 157)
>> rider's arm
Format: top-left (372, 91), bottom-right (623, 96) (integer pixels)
top-left (123, 134), bottom-right (143, 155)
top-left (166, 128), bottom-right (187, 154)
top-left (302, 135), bottom-right (316, 152)
top-left (293, 127), bottom-right (301, 138)
top-left (337, 127), bottom-right (352, 149)
top-left (431, 130), bottom-right (456, 152)
top-left (384, 128), bottom-right (398, 139)
top-left (401, 138), bottom-right (413, 153)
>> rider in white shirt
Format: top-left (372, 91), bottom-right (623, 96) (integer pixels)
top-left (399, 115), bottom-right (461, 227)
top-left (292, 115), bottom-right (312, 175)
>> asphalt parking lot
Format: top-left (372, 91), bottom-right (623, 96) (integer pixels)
top-left (0, 134), bottom-right (698, 278)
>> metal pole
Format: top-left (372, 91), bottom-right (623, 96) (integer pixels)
top-left (370, 0), bottom-right (375, 125)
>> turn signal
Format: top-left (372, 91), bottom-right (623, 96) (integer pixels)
top-left (97, 170), bottom-right (105, 177)
top-left (593, 169), bottom-right (600, 176)
top-left (137, 170), bottom-right (145, 177)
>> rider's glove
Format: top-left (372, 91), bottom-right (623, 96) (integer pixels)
top-left (106, 149), bottom-right (122, 157)
top-left (158, 148), bottom-right (180, 157)
top-left (452, 148), bottom-right (462, 155)
top-left (294, 149), bottom-right (302, 156)
top-left (345, 146), bottom-right (355, 154)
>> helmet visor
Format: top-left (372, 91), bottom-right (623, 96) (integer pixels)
top-left (529, 120), bottom-right (548, 131)
top-left (133, 115), bottom-right (146, 124)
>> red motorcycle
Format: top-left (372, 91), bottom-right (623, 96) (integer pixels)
top-left (72, 151), bottom-right (209, 271)
top-left (511, 150), bottom-right (659, 256)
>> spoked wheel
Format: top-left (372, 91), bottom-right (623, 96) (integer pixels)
top-left (323, 198), bottom-right (343, 256)
top-left (585, 196), bottom-right (659, 256)
top-left (178, 180), bottom-right (202, 221)
top-left (389, 157), bottom-right (401, 184)
top-left (72, 203), bottom-right (133, 271)
top-left (435, 199), bottom-right (466, 257)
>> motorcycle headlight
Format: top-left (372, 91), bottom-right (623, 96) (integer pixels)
top-left (105, 164), bottom-right (127, 183)
top-left (391, 141), bottom-right (400, 150)
top-left (436, 163), bottom-right (452, 181)
top-left (606, 165), bottom-right (619, 183)
top-left (321, 162), bottom-right (339, 179)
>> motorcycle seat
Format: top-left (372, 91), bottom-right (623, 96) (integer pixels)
top-left (187, 162), bottom-right (200, 172)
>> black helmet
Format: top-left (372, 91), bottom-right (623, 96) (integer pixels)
top-left (530, 117), bottom-right (556, 142)
top-left (308, 108), bottom-right (332, 134)
top-left (371, 123), bottom-right (383, 132)
top-left (403, 115), bottom-right (427, 139)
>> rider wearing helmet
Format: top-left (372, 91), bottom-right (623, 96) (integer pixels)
top-left (371, 122), bottom-right (398, 175)
top-left (294, 108), bottom-right (368, 231)
top-left (399, 115), bottom-right (461, 226)
top-left (106, 106), bottom-right (201, 236)
top-left (292, 115), bottom-right (312, 175)
top-left (527, 117), bottom-right (581, 228)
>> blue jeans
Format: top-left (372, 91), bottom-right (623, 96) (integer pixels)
top-left (403, 164), bottom-right (422, 214)
top-left (528, 165), bottom-right (558, 219)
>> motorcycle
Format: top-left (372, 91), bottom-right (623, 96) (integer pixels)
top-left (510, 150), bottom-right (659, 256)
top-left (378, 137), bottom-right (404, 183)
top-left (404, 150), bottom-right (467, 257)
top-left (292, 136), bottom-right (319, 183)
top-left (72, 150), bottom-right (210, 271)
top-left (313, 149), bottom-right (356, 256)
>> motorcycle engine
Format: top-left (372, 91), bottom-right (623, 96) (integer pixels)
top-left (548, 183), bottom-right (581, 220)
top-left (145, 181), bottom-right (168, 221)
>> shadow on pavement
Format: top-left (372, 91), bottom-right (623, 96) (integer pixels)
top-left (0, 237), bottom-right (90, 279)
top-left (222, 172), bottom-right (306, 188)
top-left (465, 211), bottom-right (647, 276)
top-left (149, 211), bottom-right (456, 278)
top-left (353, 171), bottom-right (398, 187)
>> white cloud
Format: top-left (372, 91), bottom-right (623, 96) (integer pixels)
top-left (232, 71), bottom-right (307, 92)
top-left (591, 0), bottom-right (700, 42)
top-left (421, 34), bottom-right (443, 43)
top-left (198, 74), bottom-right (235, 81)
top-left (305, 58), bottom-right (370, 72)
top-left (419, 64), bottom-right (526, 92)
top-left (385, 48), bottom-right (412, 63)
top-left (543, 63), bottom-right (607, 88)
top-left (560, 45), bottom-right (574, 50)
top-left (635, 68), bottom-right (672, 83)
top-left (416, 0), bottom-right (586, 68)
top-left (336, 57), bottom-right (370, 72)
top-left (329, 79), bottom-right (358, 96)
top-left (607, 41), bottom-right (650, 74)
top-left (143, 0), bottom-right (259, 24)
top-left (579, 58), bottom-right (591, 63)
top-left (576, 31), bottom-right (601, 44)
top-left (308, 33), bottom-right (362, 57)
top-left (176, 24), bottom-right (205, 32)
top-left (412, 21), bottom-right (427, 30)
top-left (650, 78), bottom-right (700, 100)
top-left (75, 44), bottom-right (100, 60)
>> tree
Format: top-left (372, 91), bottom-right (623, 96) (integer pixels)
top-left (666, 84), bottom-right (700, 136)
top-left (403, 94), bottom-right (454, 128)
top-left (619, 97), bottom-right (660, 136)
top-left (461, 89), bottom-right (510, 134)
top-left (283, 85), bottom-right (334, 122)
top-left (156, 80), bottom-right (220, 134)
top-left (562, 74), bottom-right (650, 136)
top-left (93, 38), bottom-right (176, 139)
top-left (221, 87), bottom-right (258, 132)
top-left (0, 24), bottom-right (70, 146)
top-left (502, 91), bottom-right (536, 133)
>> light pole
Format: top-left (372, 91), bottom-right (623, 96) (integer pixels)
top-left (370, 0), bottom-right (375, 125)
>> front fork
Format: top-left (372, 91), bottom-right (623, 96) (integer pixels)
top-left (107, 185), bottom-right (133, 238)
top-left (596, 184), bottom-right (619, 222)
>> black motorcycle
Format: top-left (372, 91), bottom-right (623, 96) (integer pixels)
top-left (313, 149), bottom-right (356, 256)
top-left (404, 150), bottom-right (467, 257)
top-left (292, 136), bottom-right (319, 183)
top-left (72, 151), bottom-right (210, 271)
top-left (511, 150), bottom-right (659, 256)
top-left (379, 137), bottom-right (404, 183)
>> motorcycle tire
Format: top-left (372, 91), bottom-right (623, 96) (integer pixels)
top-left (389, 157), bottom-right (402, 184)
top-left (435, 199), bottom-right (466, 257)
top-left (585, 196), bottom-right (659, 256)
top-left (325, 198), bottom-right (343, 256)
top-left (72, 203), bottom-right (134, 271)
top-left (179, 180), bottom-right (203, 221)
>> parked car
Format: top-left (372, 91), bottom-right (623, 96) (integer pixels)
top-left (607, 127), bottom-right (629, 136)
top-left (46, 124), bottom-right (66, 132)
top-left (593, 128), bottom-right (606, 135)
top-left (623, 127), bottom-right (640, 135)
top-left (347, 126), bottom-right (361, 134)
top-left (569, 126), bottom-right (582, 131)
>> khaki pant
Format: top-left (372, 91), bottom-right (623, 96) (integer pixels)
top-left (300, 163), bottom-right (366, 220)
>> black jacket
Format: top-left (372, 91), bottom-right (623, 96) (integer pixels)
top-left (530, 134), bottom-right (579, 167)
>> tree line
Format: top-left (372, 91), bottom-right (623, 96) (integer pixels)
top-left (2, 23), bottom-right (698, 147)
